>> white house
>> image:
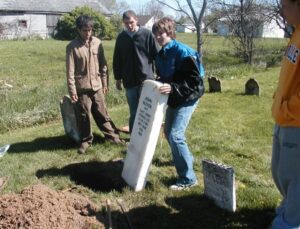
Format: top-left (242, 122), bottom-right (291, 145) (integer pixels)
top-left (260, 19), bottom-right (285, 38)
top-left (176, 20), bottom-right (205, 33)
top-left (138, 15), bottom-right (155, 30)
top-left (0, 0), bottom-right (111, 39)
top-left (216, 17), bottom-right (285, 38)
top-left (176, 24), bottom-right (196, 33)
top-left (216, 18), bottom-right (230, 36)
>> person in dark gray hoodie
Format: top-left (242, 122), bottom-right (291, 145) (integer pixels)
top-left (113, 10), bottom-right (159, 133)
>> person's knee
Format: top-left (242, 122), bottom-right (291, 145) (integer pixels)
top-left (168, 130), bottom-right (185, 144)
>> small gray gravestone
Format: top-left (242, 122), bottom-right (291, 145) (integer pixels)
top-left (245, 78), bottom-right (259, 96)
top-left (60, 95), bottom-right (80, 143)
top-left (202, 159), bottom-right (236, 212)
top-left (122, 80), bottom-right (168, 191)
top-left (208, 76), bottom-right (221, 93)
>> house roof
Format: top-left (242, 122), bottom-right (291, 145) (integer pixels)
top-left (0, 0), bottom-right (111, 15)
top-left (137, 15), bottom-right (153, 26)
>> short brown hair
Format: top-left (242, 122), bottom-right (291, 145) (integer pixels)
top-left (122, 10), bottom-right (137, 20)
top-left (76, 15), bottom-right (93, 29)
top-left (152, 17), bottom-right (176, 39)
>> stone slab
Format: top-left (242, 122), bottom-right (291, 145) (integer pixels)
top-left (202, 159), bottom-right (236, 212)
top-left (245, 78), bottom-right (259, 96)
top-left (122, 80), bottom-right (169, 191)
top-left (60, 95), bottom-right (80, 143)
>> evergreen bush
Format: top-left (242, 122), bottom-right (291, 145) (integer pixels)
top-left (54, 6), bottom-right (115, 40)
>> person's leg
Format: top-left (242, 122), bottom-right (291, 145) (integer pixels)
top-left (75, 93), bottom-right (93, 153)
top-left (164, 99), bottom-right (199, 186)
top-left (125, 86), bottom-right (140, 133)
top-left (271, 125), bottom-right (286, 216)
top-left (91, 90), bottom-right (121, 141)
top-left (272, 126), bottom-right (300, 228)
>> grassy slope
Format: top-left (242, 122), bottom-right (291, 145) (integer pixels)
top-left (0, 34), bottom-right (285, 228)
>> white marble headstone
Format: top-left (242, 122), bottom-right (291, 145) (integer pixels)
top-left (122, 80), bottom-right (169, 191)
top-left (60, 95), bottom-right (80, 143)
top-left (202, 159), bottom-right (236, 212)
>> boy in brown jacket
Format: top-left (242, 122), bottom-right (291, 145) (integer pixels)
top-left (66, 15), bottom-right (124, 154)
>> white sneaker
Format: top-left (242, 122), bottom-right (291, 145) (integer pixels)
top-left (169, 181), bottom-right (198, 191)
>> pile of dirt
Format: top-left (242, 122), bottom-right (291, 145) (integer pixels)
top-left (0, 184), bottom-right (105, 229)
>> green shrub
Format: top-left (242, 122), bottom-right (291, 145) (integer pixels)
top-left (110, 14), bottom-right (123, 35)
top-left (54, 6), bottom-right (116, 40)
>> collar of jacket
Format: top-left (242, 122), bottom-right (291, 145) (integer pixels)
top-left (77, 36), bottom-right (94, 47)
top-left (161, 39), bottom-right (176, 54)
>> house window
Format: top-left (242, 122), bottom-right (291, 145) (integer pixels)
top-left (18, 20), bottom-right (27, 28)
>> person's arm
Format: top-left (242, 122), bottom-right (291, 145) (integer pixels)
top-left (149, 32), bottom-right (160, 62)
top-left (113, 36), bottom-right (123, 90)
top-left (281, 87), bottom-right (300, 121)
top-left (66, 45), bottom-right (78, 102)
top-left (98, 42), bottom-right (109, 94)
top-left (166, 56), bottom-right (204, 107)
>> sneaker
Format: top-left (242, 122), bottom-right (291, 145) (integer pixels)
top-left (77, 142), bottom-right (90, 154)
top-left (169, 181), bottom-right (198, 191)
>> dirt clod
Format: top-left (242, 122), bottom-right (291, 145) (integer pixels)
top-left (0, 184), bottom-right (105, 229)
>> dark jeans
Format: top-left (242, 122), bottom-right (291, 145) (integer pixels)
top-left (125, 86), bottom-right (141, 133)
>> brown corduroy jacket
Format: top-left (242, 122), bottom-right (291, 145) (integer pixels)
top-left (66, 36), bottom-right (108, 96)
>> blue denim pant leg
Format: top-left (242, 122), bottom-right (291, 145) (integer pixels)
top-left (271, 125), bottom-right (300, 229)
top-left (125, 86), bottom-right (141, 133)
top-left (164, 98), bottom-right (199, 185)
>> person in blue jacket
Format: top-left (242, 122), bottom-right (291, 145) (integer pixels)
top-left (152, 17), bottom-right (205, 190)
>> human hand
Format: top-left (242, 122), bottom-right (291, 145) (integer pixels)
top-left (159, 83), bottom-right (171, 94)
top-left (71, 94), bottom-right (78, 103)
top-left (116, 80), bottom-right (122, 90)
top-left (103, 86), bottom-right (109, 95)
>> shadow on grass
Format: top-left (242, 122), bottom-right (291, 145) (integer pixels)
top-left (235, 92), bottom-right (259, 97)
top-left (36, 160), bottom-right (126, 193)
top-left (8, 133), bottom-right (106, 153)
top-left (119, 194), bottom-right (274, 229)
top-left (152, 158), bottom-right (174, 167)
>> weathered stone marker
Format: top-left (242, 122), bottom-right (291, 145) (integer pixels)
top-left (208, 76), bottom-right (222, 93)
top-left (202, 159), bottom-right (236, 212)
top-left (122, 80), bottom-right (169, 191)
top-left (60, 95), bottom-right (80, 143)
top-left (245, 78), bottom-right (259, 96)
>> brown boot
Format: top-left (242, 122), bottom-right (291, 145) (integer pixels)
top-left (78, 142), bottom-right (90, 154)
top-left (105, 137), bottom-right (127, 145)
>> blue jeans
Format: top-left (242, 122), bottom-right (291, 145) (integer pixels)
top-left (164, 98), bottom-right (199, 185)
top-left (125, 86), bottom-right (141, 133)
top-left (271, 124), bottom-right (300, 229)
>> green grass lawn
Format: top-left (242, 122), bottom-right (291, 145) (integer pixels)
top-left (0, 34), bottom-right (285, 228)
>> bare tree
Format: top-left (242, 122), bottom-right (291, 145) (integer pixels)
top-left (202, 8), bottom-right (225, 33)
top-left (0, 23), bottom-right (5, 37)
top-left (144, 0), bottom-right (164, 21)
top-left (219, 0), bottom-right (270, 64)
top-left (156, 0), bottom-right (207, 54)
top-left (265, 0), bottom-right (293, 37)
top-left (100, 0), bottom-right (130, 14)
